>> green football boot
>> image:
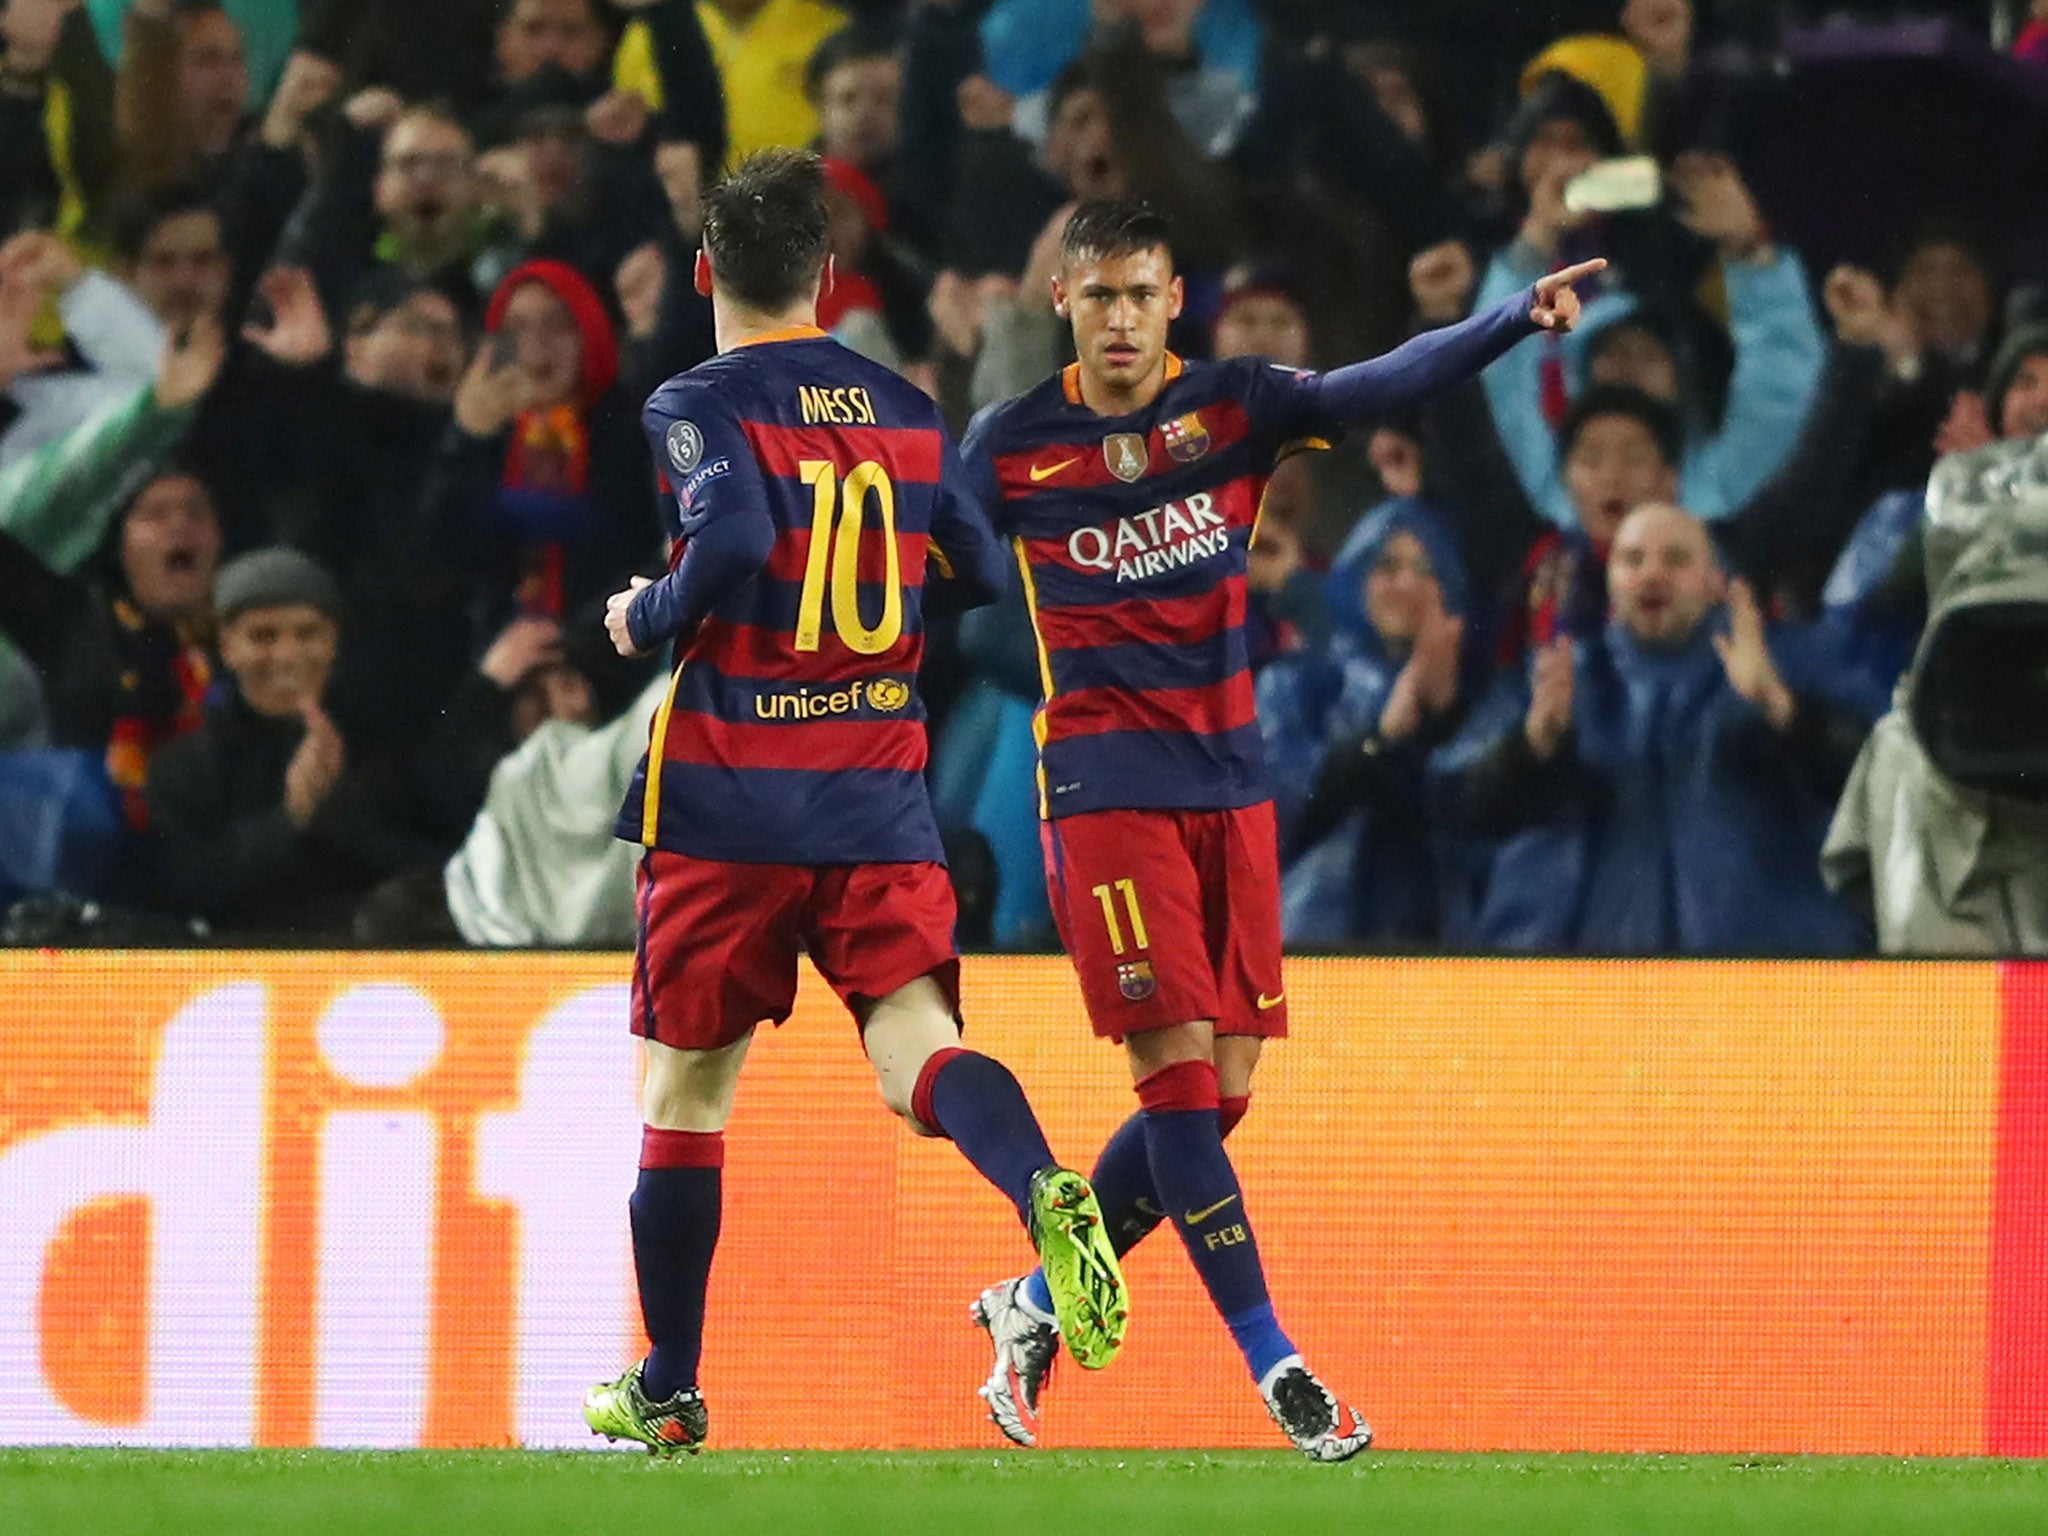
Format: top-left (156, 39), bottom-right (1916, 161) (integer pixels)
top-left (1027, 1166), bottom-right (1130, 1371)
top-left (583, 1361), bottom-right (708, 1456)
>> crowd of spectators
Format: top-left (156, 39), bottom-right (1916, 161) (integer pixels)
top-left (2, 0), bottom-right (2046, 954)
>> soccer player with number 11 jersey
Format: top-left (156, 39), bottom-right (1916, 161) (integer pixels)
top-left (582, 153), bottom-right (1129, 1456)
top-left (962, 201), bottom-right (1603, 1460)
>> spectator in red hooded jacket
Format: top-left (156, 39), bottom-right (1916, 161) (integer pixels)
top-left (419, 257), bottom-right (661, 654)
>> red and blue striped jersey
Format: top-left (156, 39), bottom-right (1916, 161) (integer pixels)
top-left (962, 354), bottom-right (1342, 819)
top-left (617, 327), bottom-right (1005, 864)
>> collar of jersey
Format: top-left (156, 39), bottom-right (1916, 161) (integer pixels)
top-left (732, 324), bottom-right (829, 349)
top-left (1062, 352), bottom-right (1185, 410)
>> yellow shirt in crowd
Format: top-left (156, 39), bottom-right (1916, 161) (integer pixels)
top-left (697, 0), bottom-right (848, 168)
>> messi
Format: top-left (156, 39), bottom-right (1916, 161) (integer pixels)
top-left (797, 385), bottom-right (879, 425)
top-left (1067, 492), bottom-right (1230, 584)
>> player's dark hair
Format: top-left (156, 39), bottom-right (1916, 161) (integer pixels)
top-left (1557, 384), bottom-right (1684, 469)
top-left (804, 20), bottom-right (899, 103)
top-left (1060, 199), bottom-right (1173, 269)
top-left (701, 150), bottom-right (830, 313)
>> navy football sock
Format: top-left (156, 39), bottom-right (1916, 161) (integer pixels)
top-left (1097, 1092), bottom-right (1254, 1256)
top-left (1021, 1093), bottom-right (1251, 1315)
top-left (913, 1047), bottom-right (1055, 1225)
top-left (632, 1128), bottom-right (723, 1401)
top-left (1087, 1109), bottom-right (1170, 1254)
top-left (1138, 1062), bottom-right (1297, 1381)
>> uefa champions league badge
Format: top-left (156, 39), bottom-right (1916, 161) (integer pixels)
top-left (666, 420), bottom-right (704, 475)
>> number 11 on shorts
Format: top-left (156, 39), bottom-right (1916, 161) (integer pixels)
top-left (1090, 878), bottom-right (1149, 955)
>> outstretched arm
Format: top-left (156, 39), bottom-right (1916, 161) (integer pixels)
top-left (1309, 260), bottom-right (1605, 427)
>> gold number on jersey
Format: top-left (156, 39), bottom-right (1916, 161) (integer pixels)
top-left (796, 459), bottom-right (903, 655)
top-left (1090, 878), bottom-right (1149, 956)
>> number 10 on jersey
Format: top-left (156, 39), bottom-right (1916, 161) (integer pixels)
top-left (796, 459), bottom-right (902, 655)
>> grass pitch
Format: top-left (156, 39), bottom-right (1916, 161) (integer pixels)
top-left (3, 1449), bottom-right (2047, 1535)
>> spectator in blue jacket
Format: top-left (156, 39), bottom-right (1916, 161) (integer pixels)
top-left (1439, 502), bottom-right (1871, 955)
top-left (1258, 499), bottom-right (1472, 947)
top-left (1475, 149), bottom-right (1825, 527)
top-left (1799, 489), bottom-right (1927, 721)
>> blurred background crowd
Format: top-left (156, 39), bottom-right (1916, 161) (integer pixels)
top-left (3, 0), bottom-right (2047, 955)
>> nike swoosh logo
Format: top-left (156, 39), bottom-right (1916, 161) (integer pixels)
top-left (1029, 457), bottom-right (1081, 483)
top-left (1256, 993), bottom-right (1285, 1010)
top-left (1184, 1195), bottom-right (1239, 1224)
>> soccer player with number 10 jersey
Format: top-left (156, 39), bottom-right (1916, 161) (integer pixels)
top-left (582, 153), bottom-right (1129, 1456)
top-left (961, 201), bottom-right (1603, 1460)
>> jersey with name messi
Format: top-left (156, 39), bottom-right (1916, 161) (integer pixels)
top-left (963, 354), bottom-right (1343, 819)
top-left (618, 329), bottom-right (1001, 865)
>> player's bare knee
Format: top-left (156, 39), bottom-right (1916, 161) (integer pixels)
top-left (873, 1047), bottom-right (950, 1135)
top-left (862, 977), bottom-right (963, 1122)
top-left (1216, 1034), bottom-right (1262, 1099)
top-left (868, 972), bottom-right (954, 1025)
top-left (642, 1034), bottom-right (750, 1131)
top-left (883, 1089), bottom-right (946, 1137)
top-left (874, 1065), bottom-right (919, 1123)
top-left (862, 982), bottom-right (963, 1134)
top-left (1125, 1019), bottom-right (1215, 1082)
top-left (871, 1038), bottom-right (960, 1133)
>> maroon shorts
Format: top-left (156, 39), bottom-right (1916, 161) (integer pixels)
top-left (1041, 803), bottom-right (1288, 1041)
top-left (631, 850), bottom-right (960, 1051)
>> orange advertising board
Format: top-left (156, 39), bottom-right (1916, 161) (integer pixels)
top-left (0, 952), bottom-right (2035, 1454)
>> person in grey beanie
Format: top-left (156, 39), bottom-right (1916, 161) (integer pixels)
top-left (209, 546), bottom-right (346, 629)
top-left (143, 545), bottom-right (449, 937)
top-left (1985, 321), bottom-right (2048, 444)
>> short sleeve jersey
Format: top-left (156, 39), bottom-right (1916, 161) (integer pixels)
top-left (962, 354), bottom-right (1340, 819)
top-left (618, 328), bottom-right (1000, 864)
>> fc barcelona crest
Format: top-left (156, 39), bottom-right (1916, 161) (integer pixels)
top-left (1161, 411), bottom-right (1210, 464)
top-left (1117, 959), bottom-right (1157, 1001)
top-left (1103, 432), bottom-right (1149, 484)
